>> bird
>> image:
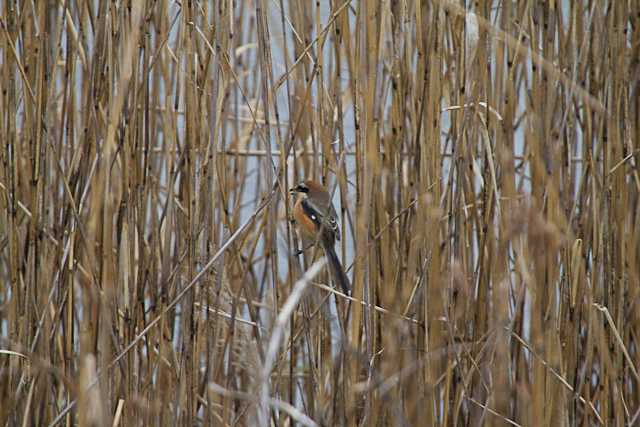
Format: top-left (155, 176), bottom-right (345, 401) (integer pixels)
top-left (289, 179), bottom-right (351, 294)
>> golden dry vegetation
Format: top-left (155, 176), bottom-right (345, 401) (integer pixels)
top-left (1, 0), bottom-right (639, 426)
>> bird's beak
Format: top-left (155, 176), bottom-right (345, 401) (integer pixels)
top-left (288, 187), bottom-right (297, 195)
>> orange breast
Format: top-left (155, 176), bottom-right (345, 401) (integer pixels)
top-left (293, 198), bottom-right (319, 238)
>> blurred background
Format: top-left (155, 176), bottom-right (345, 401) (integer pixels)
top-left (0, 0), bottom-right (639, 425)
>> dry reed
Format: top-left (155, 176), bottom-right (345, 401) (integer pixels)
top-left (0, 0), bottom-right (639, 425)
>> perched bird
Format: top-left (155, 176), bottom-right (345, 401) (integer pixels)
top-left (290, 180), bottom-right (351, 294)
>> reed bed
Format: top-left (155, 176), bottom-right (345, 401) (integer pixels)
top-left (1, 0), bottom-right (639, 425)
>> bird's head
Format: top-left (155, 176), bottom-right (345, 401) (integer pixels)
top-left (289, 181), bottom-right (310, 195)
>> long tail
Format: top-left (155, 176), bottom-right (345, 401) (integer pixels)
top-left (322, 242), bottom-right (351, 294)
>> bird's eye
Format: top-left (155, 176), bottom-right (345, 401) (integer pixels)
top-left (296, 184), bottom-right (309, 193)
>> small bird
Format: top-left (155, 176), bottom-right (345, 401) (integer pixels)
top-left (290, 179), bottom-right (351, 294)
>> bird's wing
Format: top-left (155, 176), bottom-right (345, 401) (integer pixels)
top-left (301, 199), bottom-right (340, 242)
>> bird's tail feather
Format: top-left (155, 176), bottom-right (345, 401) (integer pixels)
top-left (322, 242), bottom-right (351, 294)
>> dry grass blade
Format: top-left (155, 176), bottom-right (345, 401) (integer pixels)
top-left (259, 258), bottom-right (325, 427)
